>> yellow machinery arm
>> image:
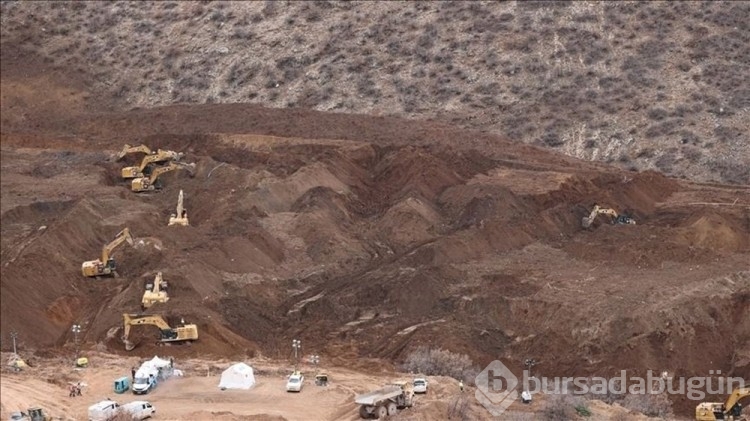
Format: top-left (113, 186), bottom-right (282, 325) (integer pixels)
top-left (696, 387), bottom-right (750, 421)
top-left (82, 228), bottom-right (135, 277)
top-left (582, 204), bottom-right (636, 228)
top-left (725, 387), bottom-right (750, 416)
top-left (131, 162), bottom-right (195, 192)
top-left (176, 189), bottom-right (184, 218)
top-left (121, 149), bottom-right (185, 179)
top-left (116, 144), bottom-right (152, 161)
top-left (101, 228), bottom-right (134, 264)
top-left (141, 272), bottom-right (169, 309)
top-left (122, 313), bottom-right (198, 351)
top-left (168, 189), bottom-right (189, 226)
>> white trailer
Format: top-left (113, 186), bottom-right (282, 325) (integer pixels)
top-left (355, 384), bottom-right (413, 418)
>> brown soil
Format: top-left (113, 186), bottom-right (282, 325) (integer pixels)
top-left (1, 25), bottom-right (749, 418)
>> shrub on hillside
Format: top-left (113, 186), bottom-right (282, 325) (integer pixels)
top-left (542, 394), bottom-right (589, 420)
top-left (401, 346), bottom-right (478, 383)
top-left (621, 393), bottom-right (673, 418)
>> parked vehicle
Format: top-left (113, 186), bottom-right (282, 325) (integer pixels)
top-left (286, 372), bottom-right (304, 392)
top-left (120, 401), bottom-right (155, 420)
top-left (88, 400), bottom-right (119, 421)
top-left (131, 368), bottom-right (157, 395)
top-left (315, 373), bottom-right (329, 386)
top-left (413, 378), bottom-right (428, 394)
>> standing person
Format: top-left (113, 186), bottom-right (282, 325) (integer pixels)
top-left (459, 380), bottom-right (464, 393)
top-left (131, 367), bottom-right (136, 381)
top-left (169, 357), bottom-right (174, 368)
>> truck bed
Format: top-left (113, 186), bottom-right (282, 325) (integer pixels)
top-left (355, 386), bottom-right (403, 406)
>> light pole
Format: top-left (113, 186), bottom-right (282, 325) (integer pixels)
top-left (524, 358), bottom-right (537, 379)
top-left (311, 355), bottom-right (319, 372)
top-left (292, 339), bottom-right (301, 370)
top-left (72, 324), bottom-right (81, 362)
top-left (10, 331), bottom-right (18, 355)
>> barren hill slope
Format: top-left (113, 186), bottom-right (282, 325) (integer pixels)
top-left (1, 3), bottom-right (750, 417)
top-left (1, 1), bottom-right (748, 183)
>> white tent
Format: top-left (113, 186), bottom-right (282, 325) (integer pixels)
top-left (218, 362), bottom-right (255, 390)
top-left (147, 356), bottom-right (171, 369)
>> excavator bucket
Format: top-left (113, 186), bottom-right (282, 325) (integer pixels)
top-left (581, 216), bottom-right (594, 228)
top-left (123, 339), bottom-right (136, 351)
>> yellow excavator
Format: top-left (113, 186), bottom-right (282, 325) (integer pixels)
top-left (121, 149), bottom-right (185, 179)
top-left (696, 387), bottom-right (749, 420)
top-left (131, 161), bottom-right (195, 192)
top-left (122, 313), bottom-right (198, 351)
top-left (141, 272), bottom-right (169, 309)
top-left (82, 228), bottom-right (134, 277)
top-left (115, 144), bottom-right (153, 161)
top-left (168, 189), bottom-right (189, 226)
top-left (581, 204), bottom-right (636, 228)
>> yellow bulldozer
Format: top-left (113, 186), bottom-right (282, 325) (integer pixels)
top-left (168, 189), bottom-right (189, 226)
top-left (122, 313), bottom-right (198, 351)
top-left (581, 204), bottom-right (636, 228)
top-left (131, 161), bottom-right (195, 192)
top-left (696, 387), bottom-right (749, 421)
top-left (141, 272), bottom-right (169, 309)
top-left (81, 228), bottom-right (134, 278)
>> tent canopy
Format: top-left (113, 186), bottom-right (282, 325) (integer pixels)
top-left (218, 362), bottom-right (255, 390)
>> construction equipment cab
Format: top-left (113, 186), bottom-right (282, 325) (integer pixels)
top-left (581, 204), bottom-right (636, 228)
top-left (141, 272), bottom-right (169, 309)
top-left (122, 313), bottom-right (198, 351)
top-left (82, 228), bottom-right (134, 278)
top-left (696, 387), bottom-right (749, 421)
top-left (168, 189), bottom-right (189, 226)
top-left (131, 162), bottom-right (195, 192)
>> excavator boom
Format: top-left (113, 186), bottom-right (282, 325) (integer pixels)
top-left (121, 149), bottom-right (185, 179)
top-left (725, 387), bottom-right (750, 415)
top-left (82, 228), bottom-right (135, 277)
top-left (116, 144), bottom-right (152, 161)
top-left (696, 387), bottom-right (749, 421)
top-left (122, 313), bottom-right (198, 351)
top-left (101, 228), bottom-right (134, 264)
top-left (141, 272), bottom-right (169, 309)
top-left (168, 189), bottom-right (189, 226)
top-left (582, 205), bottom-right (636, 228)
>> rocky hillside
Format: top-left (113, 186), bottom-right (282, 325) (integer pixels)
top-left (1, 1), bottom-right (748, 183)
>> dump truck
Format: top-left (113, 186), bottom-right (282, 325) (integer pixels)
top-left (355, 383), bottom-right (414, 418)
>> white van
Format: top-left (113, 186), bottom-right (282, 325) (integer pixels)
top-left (88, 400), bottom-right (119, 421)
top-left (132, 367), bottom-right (158, 394)
top-left (120, 401), bottom-right (156, 420)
